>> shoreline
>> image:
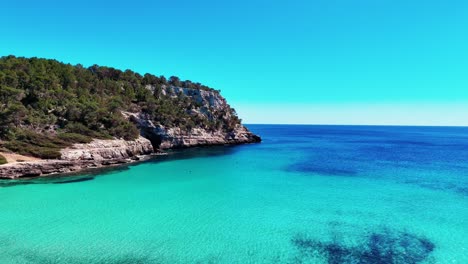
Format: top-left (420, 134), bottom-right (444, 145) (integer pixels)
top-left (0, 121), bottom-right (262, 180)
top-left (0, 153), bottom-right (163, 181)
top-left (0, 141), bottom-right (260, 180)
top-left (0, 154), bottom-right (155, 180)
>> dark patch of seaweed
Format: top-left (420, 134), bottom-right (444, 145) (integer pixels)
top-left (291, 229), bottom-right (435, 264)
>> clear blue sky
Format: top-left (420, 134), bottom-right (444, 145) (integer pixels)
top-left (2, 0), bottom-right (468, 125)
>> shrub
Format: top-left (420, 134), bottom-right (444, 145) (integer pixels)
top-left (3, 141), bottom-right (62, 159)
top-left (57, 133), bottom-right (93, 144)
top-left (3, 130), bottom-right (67, 159)
top-left (0, 154), bottom-right (7, 165)
top-left (63, 122), bottom-right (112, 140)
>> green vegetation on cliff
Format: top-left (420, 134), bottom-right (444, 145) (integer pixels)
top-left (0, 56), bottom-right (242, 158)
top-left (0, 154), bottom-right (6, 165)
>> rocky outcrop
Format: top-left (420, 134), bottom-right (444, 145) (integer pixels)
top-left (123, 86), bottom-right (261, 150)
top-left (0, 137), bottom-right (154, 179)
top-left (157, 125), bottom-right (261, 149)
top-left (60, 136), bottom-right (154, 161)
top-left (0, 160), bottom-right (127, 179)
top-left (164, 86), bottom-right (226, 109)
top-left (124, 112), bottom-right (261, 149)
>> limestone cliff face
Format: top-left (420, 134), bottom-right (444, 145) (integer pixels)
top-left (60, 136), bottom-right (153, 161)
top-left (157, 126), bottom-right (261, 149)
top-left (162, 86), bottom-right (227, 109)
top-left (124, 112), bottom-right (260, 149)
top-left (0, 136), bottom-right (154, 179)
top-left (124, 86), bottom-right (261, 149)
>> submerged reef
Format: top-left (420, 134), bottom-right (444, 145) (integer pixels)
top-left (291, 228), bottom-right (435, 264)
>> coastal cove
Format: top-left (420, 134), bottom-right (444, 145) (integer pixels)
top-left (0, 125), bottom-right (467, 263)
top-left (2, 1), bottom-right (467, 263)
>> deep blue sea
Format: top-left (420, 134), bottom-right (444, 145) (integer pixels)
top-left (0, 125), bottom-right (467, 263)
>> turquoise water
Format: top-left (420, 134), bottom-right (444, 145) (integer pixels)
top-left (0, 125), bottom-right (467, 263)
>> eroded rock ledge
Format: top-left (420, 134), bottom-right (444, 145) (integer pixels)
top-left (60, 137), bottom-right (154, 161)
top-left (158, 126), bottom-right (261, 149)
top-left (0, 125), bottom-right (260, 179)
top-left (0, 136), bottom-right (154, 179)
top-left (124, 112), bottom-right (261, 149)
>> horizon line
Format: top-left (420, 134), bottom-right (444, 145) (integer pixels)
top-left (244, 123), bottom-right (468, 128)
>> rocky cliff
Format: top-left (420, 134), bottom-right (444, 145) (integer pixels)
top-left (0, 56), bottom-right (261, 179)
top-left (0, 87), bottom-right (260, 179)
top-left (60, 137), bottom-right (154, 161)
top-left (124, 114), bottom-right (260, 150)
top-left (123, 85), bottom-right (261, 150)
top-left (0, 136), bottom-right (154, 179)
